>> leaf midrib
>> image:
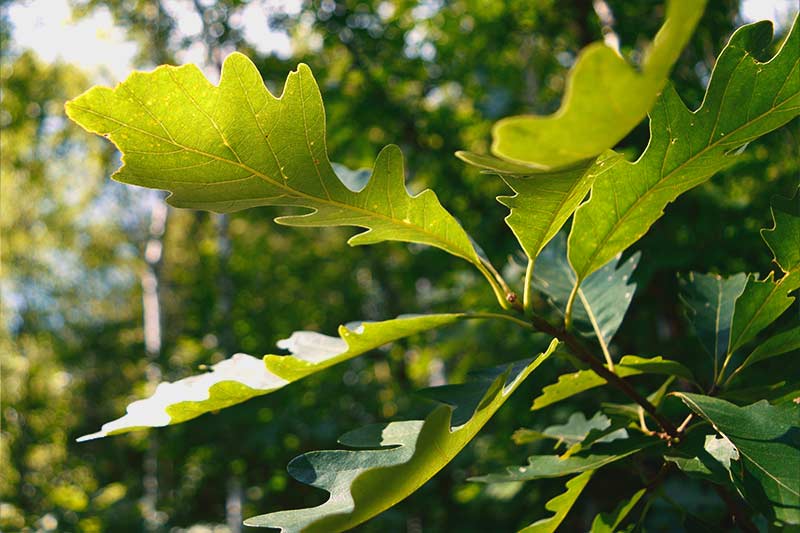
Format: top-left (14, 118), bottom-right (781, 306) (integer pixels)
top-left (574, 90), bottom-right (798, 280)
top-left (69, 103), bottom-right (475, 263)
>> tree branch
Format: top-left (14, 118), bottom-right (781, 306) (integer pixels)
top-left (529, 314), bottom-right (680, 439)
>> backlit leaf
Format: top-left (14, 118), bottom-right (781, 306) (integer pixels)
top-left (590, 488), bottom-right (646, 533)
top-left (569, 18), bottom-right (800, 283)
top-left (489, 0), bottom-right (706, 169)
top-left (532, 356), bottom-right (694, 410)
top-left (518, 471), bottom-right (594, 533)
top-left (65, 55), bottom-right (485, 269)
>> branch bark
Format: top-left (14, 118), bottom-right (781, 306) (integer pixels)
top-left (529, 314), bottom-right (680, 439)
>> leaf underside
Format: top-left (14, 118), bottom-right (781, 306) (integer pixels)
top-left (78, 314), bottom-right (463, 441)
top-left (244, 339), bottom-right (559, 532)
top-left (533, 232), bottom-right (639, 351)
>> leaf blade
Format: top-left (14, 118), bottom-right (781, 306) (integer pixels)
top-left (490, 0), bottom-right (706, 169)
top-left (65, 55), bottom-right (481, 266)
top-left (77, 314), bottom-right (463, 441)
top-left (568, 19), bottom-right (800, 282)
top-left (244, 340), bottom-right (560, 532)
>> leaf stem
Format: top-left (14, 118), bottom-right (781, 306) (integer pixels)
top-left (475, 260), bottom-right (512, 310)
top-left (523, 257), bottom-right (535, 314)
top-left (466, 312), bottom-right (536, 331)
top-left (563, 282), bottom-right (580, 330)
top-left (529, 313), bottom-right (680, 440)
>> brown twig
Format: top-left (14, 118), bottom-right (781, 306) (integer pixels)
top-left (529, 314), bottom-right (680, 440)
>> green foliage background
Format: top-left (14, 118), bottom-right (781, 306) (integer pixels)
top-left (2, 1), bottom-right (797, 531)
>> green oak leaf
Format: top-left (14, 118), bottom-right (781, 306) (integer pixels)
top-left (513, 411), bottom-right (627, 447)
top-left (729, 189), bottom-right (800, 354)
top-left (664, 430), bottom-right (741, 486)
top-left (455, 154), bottom-right (614, 263)
top-left (532, 356), bottom-right (694, 410)
top-left (568, 18), bottom-right (800, 283)
top-left (735, 326), bottom-right (800, 376)
top-left (471, 435), bottom-right (657, 483)
top-left (534, 232), bottom-right (639, 355)
top-left (64, 54), bottom-right (486, 271)
top-left (679, 272), bottom-right (748, 377)
top-left (489, 0), bottom-right (706, 169)
top-left (244, 340), bottom-right (559, 532)
top-left (719, 380), bottom-right (800, 405)
top-left (590, 488), bottom-right (646, 533)
top-left (675, 393), bottom-right (800, 525)
top-left (77, 314), bottom-right (463, 441)
top-left (762, 188), bottom-right (800, 273)
top-left (518, 471), bottom-right (594, 533)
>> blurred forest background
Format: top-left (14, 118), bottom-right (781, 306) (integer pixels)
top-left (1, 0), bottom-right (798, 531)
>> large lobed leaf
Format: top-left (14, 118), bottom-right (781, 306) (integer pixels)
top-left (674, 393), bottom-right (800, 525)
top-left (244, 339), bottom-right (559, 532)
top-left (568, 18), bottom-right (800, 283)
top-left (78, 314), bottom-right (463, 441)
top-left (64, 54), bottom-right (484, 269)
top-left (489, 0), bottom-right (706, 169)
top-left (454, 153), bottom-right (615, 264)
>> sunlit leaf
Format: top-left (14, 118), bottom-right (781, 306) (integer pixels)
top-left (729, 189), bottom-right (800, 354)
top-left (65, 54), bottom-right (485, 269)
top-left (569, 18), bottom-right (800, 282)
top-left (590, 488), bottom-right (646, 533)
top-left (532, 356), bottom-right (694, 410)
top-left (489, 0), bottom-right (706, 169)
top-left (244, 340), bottom-right (559, 531)
top-left (78, 314), bottom-right (463, 440)
top-left (518, 471), bottom-right (594, 533)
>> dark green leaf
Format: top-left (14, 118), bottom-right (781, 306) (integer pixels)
top-left (675, 393), bottom-right (800, 524)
